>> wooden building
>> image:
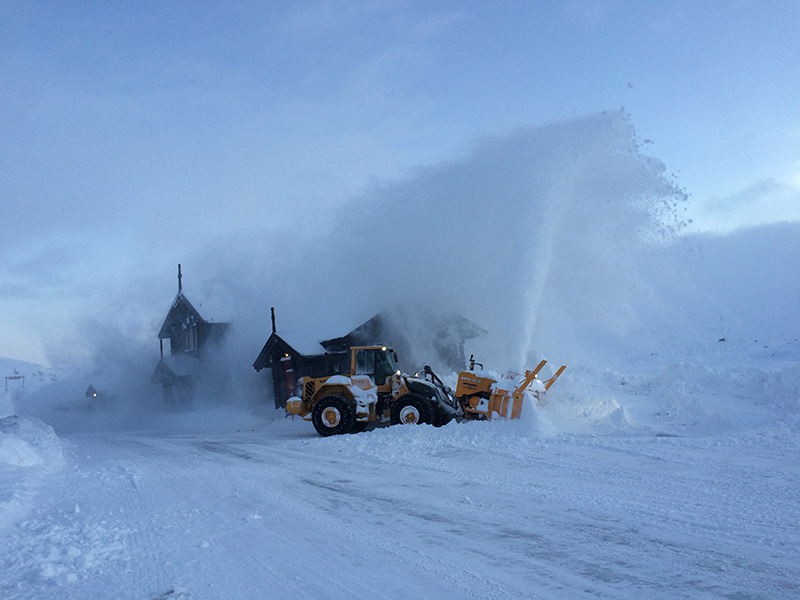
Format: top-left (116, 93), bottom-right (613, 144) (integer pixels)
top-left (152, 265), bottom-right (230, 406)
top-left (251, 308), bottom-right (350, 409)
top-left (320, 308), bottom-right (486, 374)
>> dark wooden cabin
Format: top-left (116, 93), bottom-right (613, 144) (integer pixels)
top-left (152, 265), bottom-right (230, 405)
top-left (252, 337), bottom-right (348, 410)
top-left (253, 306), bottom-right (485, 409)
top-left (320, 309), bottom-right (486, 374)
top-left (252, 308), bottom-right (350, 409)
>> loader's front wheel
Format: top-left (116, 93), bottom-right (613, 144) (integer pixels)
top-left (312, 395), bottom-right (355, 436)
top-left (391, 394), bottom-right (431, 426)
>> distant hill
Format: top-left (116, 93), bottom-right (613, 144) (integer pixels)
top-left (0, 357), bottom-right (62, 389)
top-left (1, 358), bottom-right (65, 417)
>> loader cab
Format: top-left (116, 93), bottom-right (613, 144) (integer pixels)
top-left (352, 346), bottom-right (398, 387)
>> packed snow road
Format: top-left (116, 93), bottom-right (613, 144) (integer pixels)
top-left (2, 413), bottom-right (798, 600)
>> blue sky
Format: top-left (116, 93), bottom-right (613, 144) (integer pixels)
top-left (1, 1), bottom-right (799, 366)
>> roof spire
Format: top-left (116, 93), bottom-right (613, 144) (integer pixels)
top-left (178, 263), bottom-right (183, 293)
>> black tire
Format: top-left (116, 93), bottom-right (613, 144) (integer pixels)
top-left (390, 394), bottom-right (432, 425)
top-left (312, 395), bottom-right (355, 436)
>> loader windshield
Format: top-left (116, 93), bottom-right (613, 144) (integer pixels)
top-left (383, 348), bottom-right (398, 372)
top-left (354, 347), bottom-right (397, 385)
top-left (374, 348), bottom-right (397, 385)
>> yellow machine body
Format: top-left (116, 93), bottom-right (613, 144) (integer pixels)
top-left (454, 359), bottom-right (566, 420)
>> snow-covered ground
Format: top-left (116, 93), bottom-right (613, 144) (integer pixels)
top-left (2, 337), bottom-right (798, 599)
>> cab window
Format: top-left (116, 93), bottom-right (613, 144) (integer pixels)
top-left (355, 349), bottom-right (375, 376)
top-left (374, 349), bottom-right (395, 385)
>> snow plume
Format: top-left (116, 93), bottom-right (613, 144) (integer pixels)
top-left (295, 110), bottom-right (688, 370)
top-left (177, 110), bottom-right (689, 375)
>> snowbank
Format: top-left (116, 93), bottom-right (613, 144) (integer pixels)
top-left (0, 416), bottom-right (64, 531)
top-left (0, 416), bottom-right (62, 467)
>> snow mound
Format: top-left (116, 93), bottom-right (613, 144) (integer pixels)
top-left (0, 433), bottom-right (43, 467)
top-left (0, 416), bottom-right (63, 466)
top-left (549, 342), bottom-right (800, 437)
top-left (572, 396), bottom-right (635, 428)
top-left (0, 416), bottom-right (64, 532)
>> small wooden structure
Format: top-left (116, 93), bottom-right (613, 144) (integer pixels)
top-left (251, 309), bottom-right (350, 409)
top-left (151, 265), bottom-right (230, 406)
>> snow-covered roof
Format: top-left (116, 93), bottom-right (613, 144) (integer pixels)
top-left (153, 355), bottom-right (203, 380)
top-left (157, 291), bottom-right (232, 340)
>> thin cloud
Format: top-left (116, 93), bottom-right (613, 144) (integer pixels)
top-left (699, 177), bottom-right (800, 232)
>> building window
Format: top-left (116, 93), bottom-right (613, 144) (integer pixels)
top-left (184, 317), bottom-right (198, 352)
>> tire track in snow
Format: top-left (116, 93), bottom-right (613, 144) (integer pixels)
top-left (283, 428), bottom-right (800, 599)
top-left (172, 438), bottom-right (458, 599)
top-left (419, 434), bottom-right (800, 599)
top-left (0, 451), bottom-right (168, 599)
top-left (278, 445), bottom-right (546, 599)
top-left (8, 426), bottom-right (796, 599)
top-left (166, 429), bottom-right (800, 598)
top-left (112, 465), bottom-right (169, 600)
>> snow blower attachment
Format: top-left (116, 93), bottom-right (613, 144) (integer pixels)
top-left (285, 345), bottom-right (566, 436)
top-left (431, 357), bottom-right (566, 421)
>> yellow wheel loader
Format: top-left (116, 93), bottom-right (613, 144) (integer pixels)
top-left (286, 346), bottom-right (459, 436)
top-left (286, 345), bottom-right (566, 436)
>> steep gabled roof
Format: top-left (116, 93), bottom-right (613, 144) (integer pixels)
top-left (158, 292), bottom-right (206, 339)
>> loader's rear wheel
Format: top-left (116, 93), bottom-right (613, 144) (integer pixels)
top-left (391, 394), bottom-right (431, 426)
top-left (312, 395), bottom-right (355, 436)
